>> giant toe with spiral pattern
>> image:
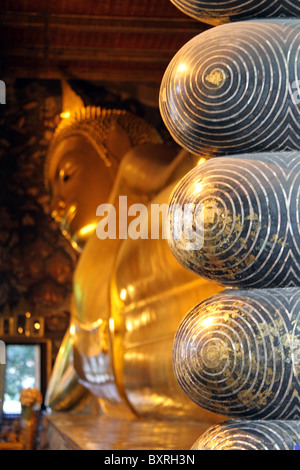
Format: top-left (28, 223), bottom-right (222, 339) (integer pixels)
top-left (159, 19), bottom-right (300, 157)
top-left (173, 287), bottom-right (300, 420)
top-left (170, 0), bottom-right (300, 24)
top-left (167, 151), bottom-right (300, 288)
top-left (191, 420), bottom-right (300, 450)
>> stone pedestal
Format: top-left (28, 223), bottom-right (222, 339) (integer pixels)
top-left (44, 413), bottom-right (211, 450)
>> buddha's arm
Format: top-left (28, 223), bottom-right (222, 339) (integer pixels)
top-left (44, 328), bottom-right (92, 412)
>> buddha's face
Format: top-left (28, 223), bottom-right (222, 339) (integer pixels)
top-left (48, 134), bottom-right (119, 251)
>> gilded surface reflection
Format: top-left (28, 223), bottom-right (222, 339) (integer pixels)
top-left (110, 186), bottom-right (221, 418)
top-left (45, 106), bottom-right (223, 423)
top-left (46, 413), bottom-right (214, 450)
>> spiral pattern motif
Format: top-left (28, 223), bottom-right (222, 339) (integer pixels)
top-left (171, 0), bottom-right (300, 24)
top-left (159, 19), bottom-right (300, 157)
top-left (167, 151), bottom-right (300, 288)
top-left (173, 287), bottom-right (300, 420)
top-left (192, 420), bottom-right (300, 450)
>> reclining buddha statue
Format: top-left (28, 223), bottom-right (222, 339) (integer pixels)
top-left (44, 104), bottom-right (223, 422)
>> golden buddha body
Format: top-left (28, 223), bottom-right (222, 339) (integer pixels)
top-left (45, 106), bottom-right (223, 422)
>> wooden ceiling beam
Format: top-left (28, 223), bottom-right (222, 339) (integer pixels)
top-left (0, 12), bottom-right (205, 35)
top-left (0, 3), bottom-right (209, 83)
top-left (4, 46), bottom-right (175, 63)
top-left (3, 65), bottom-right (165, 83)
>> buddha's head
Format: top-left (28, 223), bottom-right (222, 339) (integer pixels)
top-left (45, 106), bottom-right (162, 251)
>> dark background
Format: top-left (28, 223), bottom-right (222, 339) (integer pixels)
top-left (0, 0), bottom-right (208, 362)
